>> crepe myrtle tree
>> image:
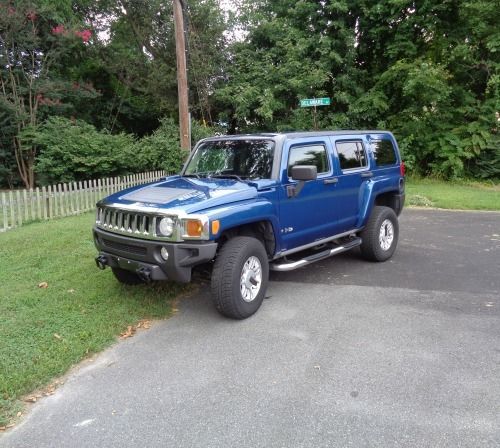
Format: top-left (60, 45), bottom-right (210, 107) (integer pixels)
top-left (0, 1), bottom-right (95, 188)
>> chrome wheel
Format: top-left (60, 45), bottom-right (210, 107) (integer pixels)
top-left (240, 256), bottom-right (262, 302)
top-left (379, 219), bottom-right (394, 251)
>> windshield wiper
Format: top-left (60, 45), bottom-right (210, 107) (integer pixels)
top-left (210, 174), bottom-right (246, 182)
top-left (182, 173), bottom-right (201, 179)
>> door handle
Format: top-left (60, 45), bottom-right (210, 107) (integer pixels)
top-left (361, 171), bottom-right (373, 178)
top-left (324, 178), bottom-right (339, 185)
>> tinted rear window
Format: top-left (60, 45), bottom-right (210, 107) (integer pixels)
top-left (372, 140), bottom-right (397, 166)
top-left (335, 141), bottom-right (368, 170)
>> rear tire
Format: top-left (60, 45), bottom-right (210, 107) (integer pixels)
top-left (111, 267), bottom-right (145, 285)
top-left (359, 206), bottom-right (399, 261)
top-left (211, 236), bottom-right (269, 319)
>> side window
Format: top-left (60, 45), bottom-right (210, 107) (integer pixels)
top-left (372, 139), bottom-right (397, 166)
top-left (288, 144), bottom-right (329, 176)
top-left (335, 141), bottom-right (368, 171)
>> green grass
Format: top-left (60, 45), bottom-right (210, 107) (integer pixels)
top-left (0, 212), bottom-right (187, 426)
top-left (406, 177), bottom-right (500, 211)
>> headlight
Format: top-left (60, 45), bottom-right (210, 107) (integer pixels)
top-left (158, 217), bottom-right (175, 237)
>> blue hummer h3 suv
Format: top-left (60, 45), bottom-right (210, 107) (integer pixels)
top-left (94, 131), bottom-right (405, 319)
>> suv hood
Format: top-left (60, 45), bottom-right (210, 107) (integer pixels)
top-left (102, 175), bottom-right (272, 214)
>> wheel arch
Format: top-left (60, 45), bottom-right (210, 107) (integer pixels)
top-left (358, 185), bottom-right (404, 228)
top-left (374, 190), bottom-right (404, 215)
top-left (216, 220), bottom-right (277, 258)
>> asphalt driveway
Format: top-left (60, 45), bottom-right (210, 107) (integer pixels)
top-left (1, 209), bottom-right (499, 447)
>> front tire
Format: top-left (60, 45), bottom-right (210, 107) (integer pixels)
top-left (111, 267), bottom-right (145, 285)
top-left (211, 236), bottom-right (269, 319)
top-left (359, 206), bottom-right (399, 261)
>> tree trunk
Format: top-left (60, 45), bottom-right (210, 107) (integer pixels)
top-left (13, 137), bottom-right (35, 189)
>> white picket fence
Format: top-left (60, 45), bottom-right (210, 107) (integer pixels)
top-left (0, 170), bottom-right (168, 232)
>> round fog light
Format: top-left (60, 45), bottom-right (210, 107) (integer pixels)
top-left (160, 247), bottom-right (169, 261)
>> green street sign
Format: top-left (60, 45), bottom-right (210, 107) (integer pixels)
top-left (300, 97), bottom-right (331, 107)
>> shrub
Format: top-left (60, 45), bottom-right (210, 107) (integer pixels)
top-left (470, 144), bottom-right (500, 179)
top-left (33, 117), bottom-right (137, 184)
top-left (134, 118), bottom-right (224, 174)
top-left (134, 117), bottom-right (186, 174)
top-left (191, 120), bottom-right (225, 143)
top-left (32, 116), bottom-right (225, 185)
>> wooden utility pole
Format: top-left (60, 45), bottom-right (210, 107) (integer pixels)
top-left (173, 0), bottom-right (190, 151)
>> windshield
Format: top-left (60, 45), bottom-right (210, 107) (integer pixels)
top-left (184, 139), bottom-right (275, 180)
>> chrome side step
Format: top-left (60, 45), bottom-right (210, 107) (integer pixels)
top-left (270, 238), bottom-right (362, 272)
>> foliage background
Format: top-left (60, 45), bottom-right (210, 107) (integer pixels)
top-left (0, 0), bottom-right (498, 188)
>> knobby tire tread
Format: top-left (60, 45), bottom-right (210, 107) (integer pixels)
top-left (360, 206), bottom-right (398, 262)
top-left (211, 236), bottom-right (268, 319)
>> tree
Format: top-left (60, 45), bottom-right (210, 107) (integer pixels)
top-left (79, 0), bottom-right (229, 134)
top-left (218, 0), bottom-right (499, 178)
top-left (0, 0), bottom-right (97, 188)
top-left (215, 0), bottom-right (360, 132)
top-left (347, 0), bottom-right (499, 177)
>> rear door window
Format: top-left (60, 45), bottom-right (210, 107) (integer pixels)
top-left (372, 139), bottom-right (397, 166)
top-left (335, 141), bottom-right (368, 171)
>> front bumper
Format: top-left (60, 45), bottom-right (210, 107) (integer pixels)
top-left (93, 226), bottom-right (218, 283)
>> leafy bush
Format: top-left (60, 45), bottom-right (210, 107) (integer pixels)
top-left (191, 120), bottom-right (225, 143)
top-left (135, 118), bottom-right (223, 173)
top-left (134, 117), bottom-right (186, 174)
top-left (31, 117), bottom-right (224, 185)
top-left (134, 118), bottom-right (224, 174)
top-left (470, 142), bottom-right (500, 179)
top-left (32, 117), bottom-right (137, 184)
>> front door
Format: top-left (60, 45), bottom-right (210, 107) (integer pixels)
top-left (278, 138), bottom-right (339, 251)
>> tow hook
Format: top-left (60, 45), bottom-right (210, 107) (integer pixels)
top-left (136, 267), bottom-right (152, 283)
top-left (95, 255), bottom-right (108, 270)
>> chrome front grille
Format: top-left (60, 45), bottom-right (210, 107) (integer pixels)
top-left (96, 206), bottom-right (155, 237)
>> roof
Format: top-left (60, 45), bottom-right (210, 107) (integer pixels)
top-left (274, 130), bottom-right (393, 139)
top-left (202, 130), bottom-right (393, 141)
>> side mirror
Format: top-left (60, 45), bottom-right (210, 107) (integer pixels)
top-left (288, 165), bottom-right (317, 198)
top-left (290, 165), bottom-right (317, 181)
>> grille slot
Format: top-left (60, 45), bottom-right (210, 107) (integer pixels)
top-left (96, 206), bottom-right (156, 238)
top-left (101, 238), bottom-right (147, 256)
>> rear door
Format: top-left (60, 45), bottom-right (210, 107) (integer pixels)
top-left (278, 137), bottom-right (338, 250)
top-left (329, 135), bottom-right (372, 233)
